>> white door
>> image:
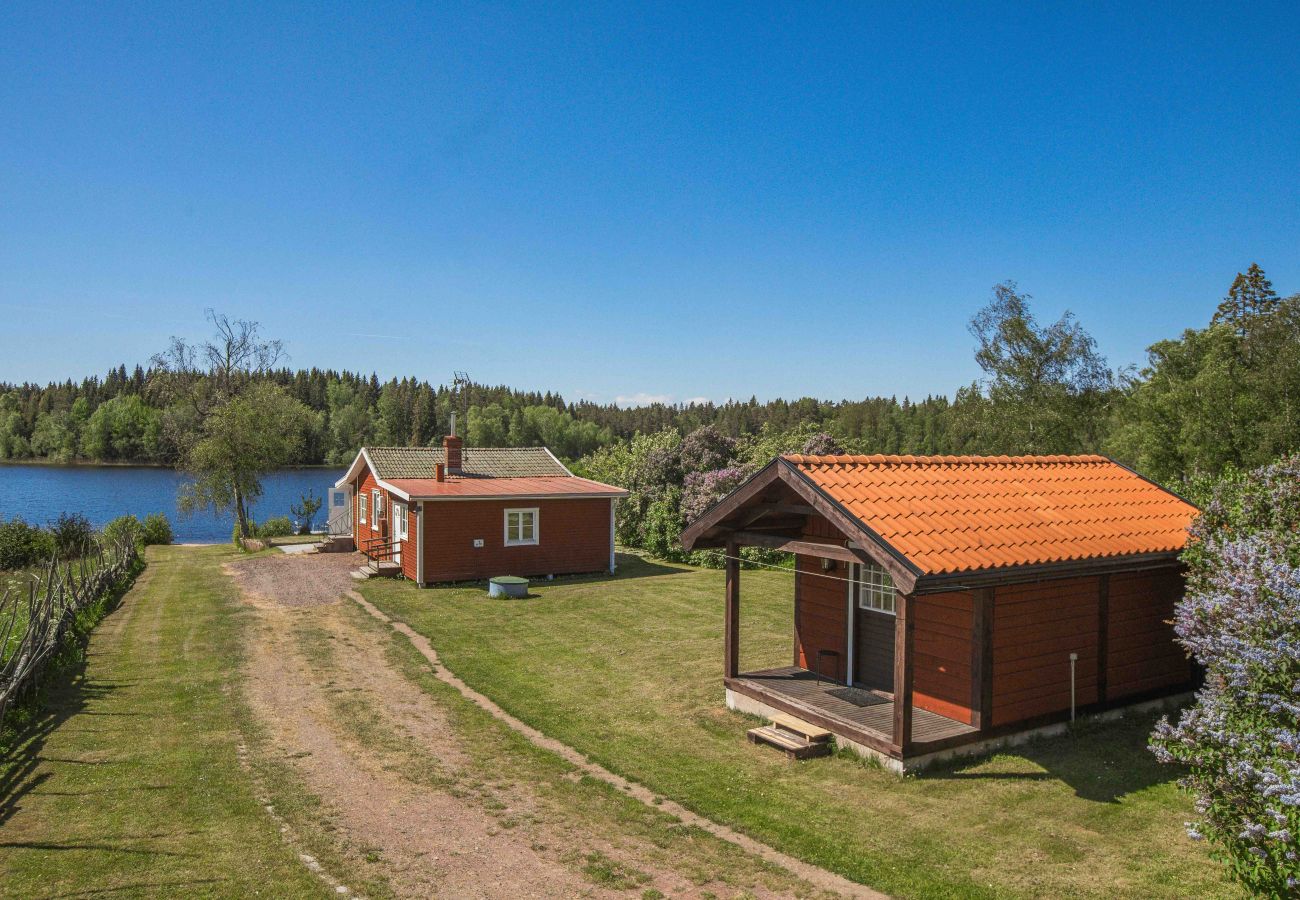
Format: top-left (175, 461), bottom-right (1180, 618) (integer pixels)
top-left (392, 501), bottom-right (407, 565)
top-left (328, 486), bottom-right (353, 535)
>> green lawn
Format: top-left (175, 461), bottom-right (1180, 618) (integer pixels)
top-left (360, 552), bottom-right (1241, 900)
top-left (0, 546), bottom-right (329, 898)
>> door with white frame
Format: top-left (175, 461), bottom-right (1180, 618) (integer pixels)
top-left (328, 485), bottom-right (353, 535)
top-left (391, 501), bottom-right (408, 565)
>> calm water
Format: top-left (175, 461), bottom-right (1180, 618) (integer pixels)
top-left (0, 464), bottom-right (346, 543)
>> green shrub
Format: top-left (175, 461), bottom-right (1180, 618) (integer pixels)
top-left (256, 516), bottom-right (294, 538)
top-left (140, 513), bottom-right (172, 546)
top-left (49, 512), bottom-right (95, 560)
top-left (0, 517), bottom-right (50, 570)
top-left (103, 514), bottom-right (143, 548)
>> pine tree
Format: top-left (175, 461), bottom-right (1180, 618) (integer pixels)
top-left (1212, 263), bottom-right (1279, 334)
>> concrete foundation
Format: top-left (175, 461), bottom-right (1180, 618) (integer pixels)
top-left (726, 687), bottom-right (1192, 774)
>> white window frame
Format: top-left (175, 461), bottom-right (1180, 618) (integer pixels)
top-left (393, 501), bottom-right (408, 541)
top-left (854, 562), bottom-right (897, 615)
top-left (504, 507), bottom-right (539, 547)
top-left (359, 493), bottom-right (367, 525)
top-left (371, 489), bottom-right (383, 531)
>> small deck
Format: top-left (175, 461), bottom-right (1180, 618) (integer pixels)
top-left (727, 666), bottom-right (978, 758)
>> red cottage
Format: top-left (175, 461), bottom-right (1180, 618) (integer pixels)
top-left (680, 453), bottom-right (1199, 771)
top-left (331, 433), bottom-right (627, 584)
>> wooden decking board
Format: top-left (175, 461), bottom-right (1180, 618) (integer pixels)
top-left (735, 666), bottom-right (978, 746)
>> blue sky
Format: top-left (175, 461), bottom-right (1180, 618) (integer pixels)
top-left (1, 2), bottom-right (1297, 405)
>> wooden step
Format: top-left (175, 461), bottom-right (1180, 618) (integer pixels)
top-left (770, 713), bottom-right (832, 743)
top-left (746, 725), bottom-right (831, 760)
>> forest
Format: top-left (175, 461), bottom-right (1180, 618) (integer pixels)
top-left (2, 265), bottom-right (1297, 542)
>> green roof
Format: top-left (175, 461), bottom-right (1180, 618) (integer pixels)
top-left (364, 446), bottom-right (570, 480)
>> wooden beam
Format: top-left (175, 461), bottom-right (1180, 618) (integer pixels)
top-left (680, 461), bottom-right (783, 550)
top-left (914, 554), bottom-right (1182, 594)
top-left (776, 463), bottom-right (921, 593)
top-left (734, 501), bottom-right (814, 529)
top-left (730, 531), bottom-right (861, 562)
top-left (725, 540), bottom-right (740, 679)
top-left (971, 587), bottom-right (994, 729)
top-left (792, 559), bottom-right (803, 668)
top-left (893, 591), bottom-right (914, 752)
top-left (1096, 574), bottom-right (1110, 704)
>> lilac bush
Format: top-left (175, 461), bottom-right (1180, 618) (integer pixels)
top-left (1151, 457), bottom-right (1300, 895)
top-left (681, 467), bottom-right (749, 524)
top-left (678, 425), bottom-right (737, 474)
top-left (800, 432), bottom-right (846, 456)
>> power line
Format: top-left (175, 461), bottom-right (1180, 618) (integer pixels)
top-left (695, 548), bottom-right (863, 585)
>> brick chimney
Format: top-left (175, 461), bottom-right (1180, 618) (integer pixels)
top-left (443, 412), bottom-right (463, 474)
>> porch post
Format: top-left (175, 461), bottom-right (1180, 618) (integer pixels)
top-left (893, 590), bottom-right (914, 752)
top-left (971, 587), bottom-right (993, 729)
top-left (725, 540), bottom-right (740, 679)
top-left (1096, 574), bottom-right (1110, 704)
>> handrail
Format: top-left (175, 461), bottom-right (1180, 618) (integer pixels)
top-left (360, 536), bottom-right (402, 562)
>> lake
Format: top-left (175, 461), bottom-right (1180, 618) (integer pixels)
top-left (0, 464), bottom-right (346, 543)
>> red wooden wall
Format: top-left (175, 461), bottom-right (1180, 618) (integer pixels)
top-left (992, 576), bottom-right (1100, 725)
top-left (794, 554), bottom-right (847, 678)
top-left (1107, 568), bottom-right (1190, 699)
top-left (912, 591), bottom-right (975, 725)
top-left (794, 517), bottom-right (849, 679)
top-left (989, 567), bottom-right (1189, 727)
top-left (421, 497), bottom-right (610, 583)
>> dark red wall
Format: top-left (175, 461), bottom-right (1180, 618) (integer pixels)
top-left (794, 553), bottom-right (848, 679)
top-left (794, 516), bottom-right (849, 679)
top-left (1107, 568), bottom-right (1190, 699)
top-left (992, 576), bottom-right (1100, 726)
top-left (420, 497), bottom-right (611, 583)
top-left (913, 590), bottom-right (975, 726)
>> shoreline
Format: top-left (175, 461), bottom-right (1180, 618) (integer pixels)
top-left (0, 459), bottom-right (340, 471)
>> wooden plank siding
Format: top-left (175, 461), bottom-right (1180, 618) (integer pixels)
top-left (912, 591), bottom-right (975, 726)
top-left (353, 463), bottom-right (386, 550)
top-left (855, 609), bottom-right (895, 691)
top-left (793, 553), bottom-right (847, 681)
top-left (991, 576), bottom-right (1100, 726)
top-left (421, 497), bottom-right (610, 583)
top-left (1107, 567), bottom-right (1191, 698)
top-left (401, 503), bottom-right (418, 582)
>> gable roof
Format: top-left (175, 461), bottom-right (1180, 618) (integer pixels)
top-left (334, 446), bottom-right (627, 502)
top-left (681, 453), bottom-right (1198, 591)
top-left (362, 446), bottom-right (571, 480)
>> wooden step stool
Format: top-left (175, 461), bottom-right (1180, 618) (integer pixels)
top-left (746, 713), bottom-right (832, 759)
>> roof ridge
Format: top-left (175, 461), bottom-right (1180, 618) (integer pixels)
top-left (783, 453), bottom-right (1112, 466)
top-left (363, 445), bottom-right (553, 452)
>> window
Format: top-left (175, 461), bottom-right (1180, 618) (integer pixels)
top-left (393, 502), bottom-right (408, 540)
top-left (371, 490), bottom-right (382, 530)
top-left (854, 562), bottom-right (896, 614)
top-left (504, 508), bottom-right (539, 546)
top-left (359, 494), bottom-right (367, 524)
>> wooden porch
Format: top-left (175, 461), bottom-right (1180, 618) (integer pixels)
top-left (727, 666), bottom-right (977, 758)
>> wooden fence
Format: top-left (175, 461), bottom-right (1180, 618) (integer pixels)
top-left (0, 536), bottom-right (140, 723)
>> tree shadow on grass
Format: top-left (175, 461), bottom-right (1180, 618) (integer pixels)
top-left (922, 709), bottom-right (1186, 803)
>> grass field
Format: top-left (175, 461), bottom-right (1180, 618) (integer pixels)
top-left (360, 552), bottom-right (1241, 900)
top-left (0, 546), bottom-right (330, 898)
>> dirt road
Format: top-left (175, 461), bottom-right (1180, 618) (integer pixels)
top-left (227, 552), bottom-right (822, 899)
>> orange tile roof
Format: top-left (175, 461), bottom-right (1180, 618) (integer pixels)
top-left (783, 454), bottom-right (1197, 576)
